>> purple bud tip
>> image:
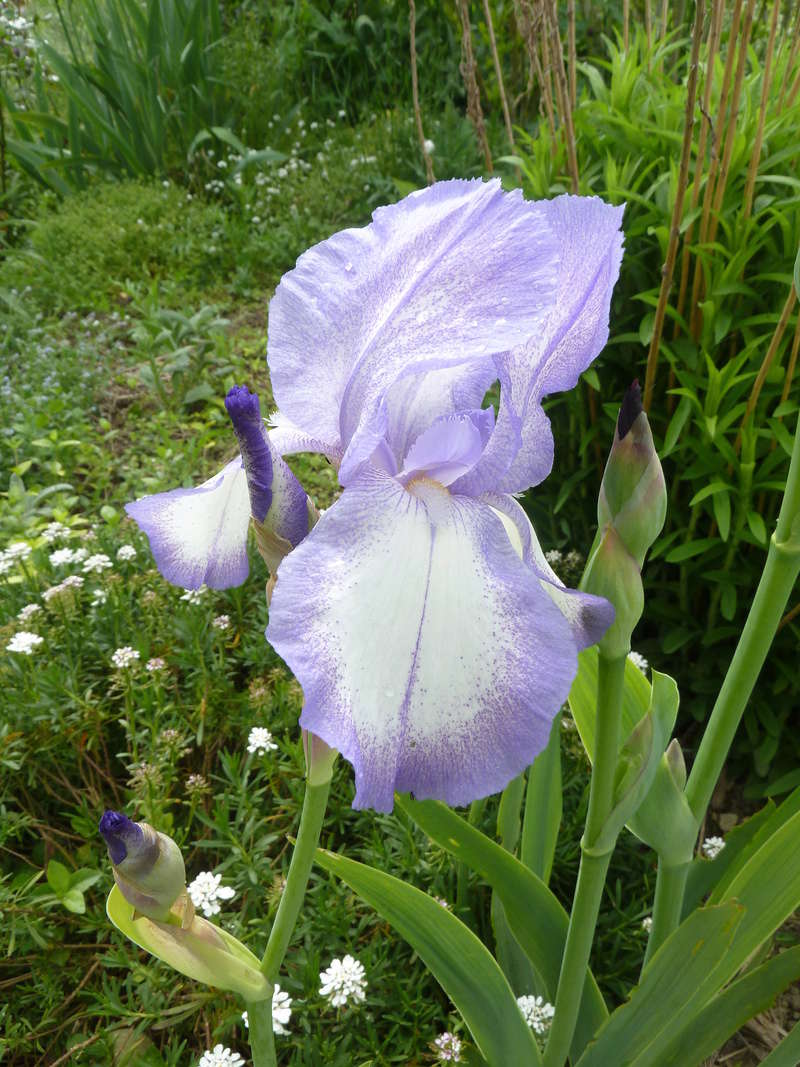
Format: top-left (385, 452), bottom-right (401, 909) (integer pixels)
top-left (617, 380), bottom-right (642, 440)
top-left (225, 384), bottom-right (262, 424)
top-left (99, 809), bottom-right (139, 865)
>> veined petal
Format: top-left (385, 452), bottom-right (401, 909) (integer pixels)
top-left (267, 410), bottom-right (342, 466)
top-left (484, 492), bottom-right (614, 650)
top-left (126, 458), bottom-right (251, 590)
top-left (455, 195), bottom-right (624, 496)
top-left (267, 469), bottom-right (577, 812)
top-left (399, 408), bottom-right (494, 487)
top-left (268, 178), bottom-right (559, 464)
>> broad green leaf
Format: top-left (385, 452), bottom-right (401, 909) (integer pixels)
top-left (569, 646), bottom-right (650, 761)
top-left (106, 885), bottom-right (269, 1001)
top-left (747, 509), bottom-right (768, 544)
top-left (635, 946), bottom-right (800, 1066)
top-left (396, 796), bottom-right (606, 1060)
top-left (46, 859), bottom-right (70, 897)
top-left (521, 712), bottom-right (562, 885)
top-left (60, 888), bottom-right (86, 914)
top-left (664, 537), bottom-right (719, 563)
top-left (574, 901), bottom-right (744, 1067)
top-left (314, 848), bottom-right (541, 1067)
top-left (689, 481), bottom-right (732, 506)
top-left (761, 1018), bottom-right (800, 1067)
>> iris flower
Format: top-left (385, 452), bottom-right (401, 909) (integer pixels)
top-left (127, 179), bottom-right (624, 813)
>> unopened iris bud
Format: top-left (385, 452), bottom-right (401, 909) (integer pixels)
top-left (99, 811), bottom-right (187, 922)
top-left (302, 729), bottom-right (338, 786)
top-left (597, 380), bottom-right (667, 568)
top-left (225, 385), bottom-right (316, 571)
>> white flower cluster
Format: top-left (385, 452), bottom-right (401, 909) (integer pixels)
top-left (517, 994), bottom-right (555, 1035)
top-left (433, 1031), bottom-right (463, 1061)
top-left (627, 651), bottom-right (649, 673)
top-left (146, 656), bottom-right (167, 673)
top-left (241, 983), bottom-right (293, 1036)
top-left (247, 727), bottom-right (278, 756)
top-left (7, 631), bottom-right (44, 655)
top-left (181, 586), bottom-right (207, 605)
top-left (319, 954), bottom-right (367, 1007)
top-left (641, 915), bottom-right (653, 932)
top-left (197, 1046), bottom-right (244, 1067)
top-left (42, 521), bottom-right (71, 542)
top-left (111, 646), bottom-right (140, 669)
top-left (42, 575), bottom-right (84, 602)
top-left (702, 835), bottom-right (725, 860)
top-left (212, 614), bottom-right (231, 630)
top-left (0, 542), bottom-right (31, 574)
top-left (187, 871), bottom-right (236, 917)
top-left (82, 553), bottom-right (113, 574)
top-left (50, 547), bottom-right (88, 566)
top-left (117, 544), bottom-right (137, 561)
top-left (18, 603), bottom-right (42, 622)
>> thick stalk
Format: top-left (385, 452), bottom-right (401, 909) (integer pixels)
top-left (246, 998), bottom-right (277, 1067)
top-left (685, 411), bottom-right (800, 822)
top-left (260, 778), bottom-right (331, 983)
top-left (642, 858), bottom-right (691, 968)
top-left (543, 654), bottom-right (626, 1067)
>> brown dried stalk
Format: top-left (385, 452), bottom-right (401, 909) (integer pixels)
top-left (409, 0), bottom-right (435, 185)
top-left (735, 286), bottom-right (798, 452)
top-left (674, 0), bottom-right (724, 334)
top-left (706, 0), bottom-right (757, 247)
top-left (643, 0), bottom-right (706, 412)
top-left (482, 0), bottom-right (516, 151)
top-left (777, 5), bottom-right (800, 110)
top-left (568, 0), bottom-right (577, 107)
top-left (660, 0), bottom-right (670, 39)
top-left (689, 0), bottom-right (745, 339)
top-left (537, 0), bottom-right (559, 138)
top-left (544, 0), bottom-right (579, 192)
top-left (623, 0), bottom-right (630, 50)
top-left (456, 0), bottom-right (493, 171)
top-left (742, 0), bottom-right (779, 217)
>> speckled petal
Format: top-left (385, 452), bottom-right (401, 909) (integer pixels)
top-left (267, 179), bottom-right (559, 472)
top-left (267, 468), bottom-right (578, 812)
top-left (485, 491), bottom-right (614, 650)
top-left (125, 458), bottom-right (251, 590)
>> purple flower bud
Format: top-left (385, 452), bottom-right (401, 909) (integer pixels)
top-left (99, 810), bottom-right (186, 921)
top-left (225, 385), bottom-right (273, 523)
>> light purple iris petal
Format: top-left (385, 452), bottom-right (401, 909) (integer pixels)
top-left (267, 468), bottom-right (577, 812)
top-left (483, 492), bottom-right (614, 650)
top-left (453, 195), bottom-right (625, 497)
top-left (125, 458), bottom-right (251, 590)
top-left (268, 179), bottom-right (559, 473)
top-left (400, 408), bottom-right (494, 487)
top-left (268, 411), bottom-right (342, 466)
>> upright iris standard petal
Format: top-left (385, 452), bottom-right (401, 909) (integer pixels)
top-left (268, 178), bottom-right (560, 477)
top-left (126, 457), bottom-right (251, 590)
top-left (267, 469), bottom-right (578, 813)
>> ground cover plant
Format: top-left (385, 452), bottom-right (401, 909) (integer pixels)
top-left (1, 2), bottom-right (800, 1065)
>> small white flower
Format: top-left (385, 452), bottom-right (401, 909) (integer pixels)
top-left (517, 994), bottom-right (555, 1035)
top-left (91, 589), bottom-right (108, 606)
top-left (116, 545), bottom-right (137, 561)
top-left (42, 521), bottom-right (71, 543)
top-left (0, 556), bottom-right (14, 576)
top-left (242, 983), bottom-right (293, 1036)
top-left (641, 915), bottom-right (653, 932)
top-left (434, 896), bottom-right (452, 910)
top-left (187, 871), bottom-right (236, 917)
top-left (702, 835), bottom-right (725, 860)
top-left (319, 954), bottom-right (367, 1007)
top-left (628, 651), bottom-right (649, 673)
top-left (17, 603), bottom-right (42, 622)
top-left (82, 553), bottom-right (113, 574)
top-left (197, 1045), bottom-right (245, 1067)
top-left (544, 549), bottom-right (563, 566)
top-left (423, 138), bottom-right (435, 155)
top-left (5, 541), bottom-right (32, 561)
top-left (433, 1032), bottom-right (463, 1062)
top-left (146, 656), bottom-right (167, 673)
top-left (212, 614), bottom-right (231, 631)
top-left (247, 726), bottom-right (278, 756)
top-left (61, 575), bottom-right (84, 589)
top-left (50, 547), bottom-right (77, 566)
top-left (7, 631), bottom-right (44, 655)
top-left (111, 646), bottom-right (140, 669)
top-left (180, 586), bottom-right (207, 605)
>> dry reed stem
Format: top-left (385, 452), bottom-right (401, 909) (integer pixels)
top-left (643, 0), bottom-right (706, 412)
top-left (735, 286), bottom-right (797, 452)
top-left (544, 0), bottom-right (579, 192)
top-left (409, 0), bottom-right (435, 185)
top-left (568, 0), bottom-right (577, 107)
top-left (689, 0), bottom-right (745, 338)
top-left (624, 0), bottom-right (630, 50)
top-left (706, 0), bottom-right (757, 247)
top-left (645, 0), bottom-right (653, 62)
top-left (742, 0), bottom-right (779, 217)
top-left (777, 5), bottom-right (800, 110)
top-left (538, 1), bottom-right (559, 139)
top-left (482, 0), bottom-right (516, 153)
top-left (674, 0), bottom-right (724, 337)
top-left (456, 0), bottom-right (493, 172)
top-left (660, 0), bottom-right (670, 39)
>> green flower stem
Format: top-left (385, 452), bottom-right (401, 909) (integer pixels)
top-left (684, 411), bottom-right (800, 825)
top-left (260, 777), bottom-right (331, 984)
top-left (642, 858), bottom-right (690, 968)
top-left (245, 777), bottom-right (331, 1067)
top-left (543, 653), bottom-right (626, 1067)
top-left (245, 997), bottom-right (277, 1067)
